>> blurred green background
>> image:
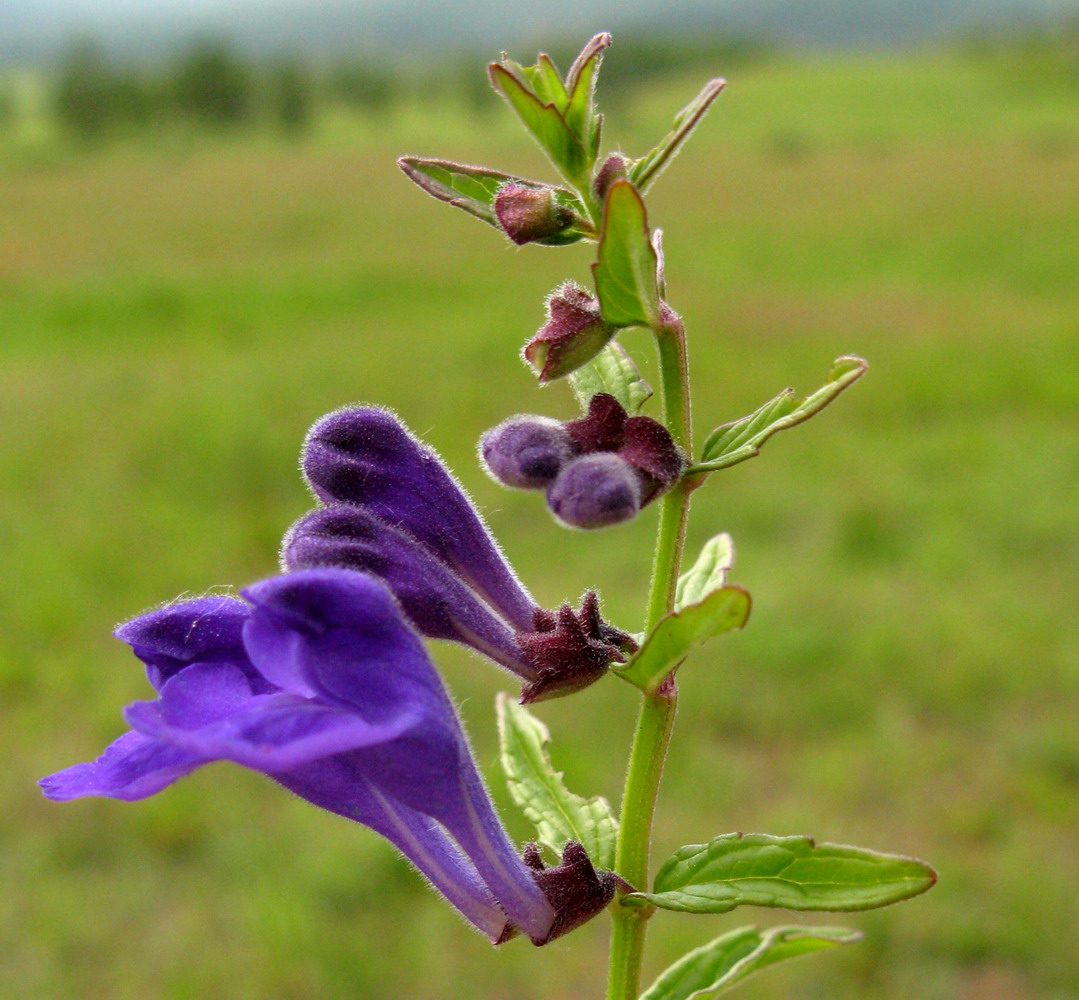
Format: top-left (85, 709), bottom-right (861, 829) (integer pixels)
top-left (2, 4), bottom-right (1078, 999)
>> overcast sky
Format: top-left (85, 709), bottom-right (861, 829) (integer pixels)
top-left (5, 0), bottom-right (1076, 60)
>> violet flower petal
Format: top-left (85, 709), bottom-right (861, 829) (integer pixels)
top-left (41, 568), bottom-right (556, 944)
top-left (301, 407), bottom-right (536, 630)
top-left (282, 505), bottom-right (539, 683)
top-left (114, 596), bottom-right (257, 691)
top-left (38, 729), bottom-right (206, 802)
top-left (123, 664), bottom-right (416, 772)
top-left (278, 759), bottom-right (512, 941)
top-left (244, 569), bottom-right (556, 940)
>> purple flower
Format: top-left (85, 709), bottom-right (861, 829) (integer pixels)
top-left (40, 568), bottom-right (616, 944)
top-left (286, 406), bottom-right (636, 702)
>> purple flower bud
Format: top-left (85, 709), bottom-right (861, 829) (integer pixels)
top-left (593, 153), bottom-right (629, 201)
top-left (524, 282), bottom-right (617, 382)
top-left (494, 183), bottom-right (578, 246)
top-left (480, 416), bottom-right (574, 490)
top-left (546, 452), bottom-right (642, 530)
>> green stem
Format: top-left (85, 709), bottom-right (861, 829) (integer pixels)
top-left (606, 311), bottom-right (692, 1000)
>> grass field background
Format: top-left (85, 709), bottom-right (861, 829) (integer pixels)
top-left (2, 47), bottom-right (1078, 999)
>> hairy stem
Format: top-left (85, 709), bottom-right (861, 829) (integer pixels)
top-left (606, 311), bottom-right (692, 1000)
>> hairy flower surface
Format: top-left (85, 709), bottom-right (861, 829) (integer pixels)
top-left (286, 406), bottom-right (636, 701)
top-left (39, 568), bottom-right (621, 944)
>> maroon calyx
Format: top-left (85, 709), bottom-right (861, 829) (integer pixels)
top-left (593, 152), bottom-right (629, 201)
top-left (523, 842), bottom-right (625, 945)
top-left (564, 393), bottom-right (686, 503)
top-left (565, 392), bottom-right (628, 452)
top-left (517, 591), bottom-right (638, 703)
top-left (494, 183), bottom-right (576, 246)
top-left (621, 416), bottom-right (684, 501)
top-left (524, 283), bottom-right (617, 383)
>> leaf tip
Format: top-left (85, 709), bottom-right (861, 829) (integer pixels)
top-left (832, 355), bottom-right (869, 380)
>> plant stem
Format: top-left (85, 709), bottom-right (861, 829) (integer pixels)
top-left (606, 311), bottom-right (692, 1000)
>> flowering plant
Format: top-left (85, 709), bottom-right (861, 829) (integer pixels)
top-left (42, 34), bottom-right (934, 999)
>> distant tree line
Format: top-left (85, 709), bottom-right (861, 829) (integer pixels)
top-left (3, 24), bottom-right (1076, 149)
top-left (47, 37), bottom-right (404, 143)
top-left (36, 33), bottom-right (785, 146)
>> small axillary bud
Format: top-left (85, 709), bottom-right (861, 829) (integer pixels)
top-left (593, 152), bottom-right (629, 201)
top-left (524, 281), bottom-right (617, 382)
top-left (494, 183), bottom-right (576, 246)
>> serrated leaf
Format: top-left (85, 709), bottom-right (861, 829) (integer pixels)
top-left (625, 833), bottom-right (937, 914)
top-left (568, 340), bottom-right (653, 413)
top-left (640, 924), bottom-right (860, 1000)
top-left (496, 693), bottom-right (617, 869)
top-left (675, 533), bottom-right (735, 611)
top-left (489, 63), bottom-right (588, 183)
top-left (615, 586), bottom-right (750, 694)
top-left (592, 180), bottom-right (660, 328)
top-left (630, 79), bottom-right (726, 193)
top-left (693, 356), bottom-right (868, 474)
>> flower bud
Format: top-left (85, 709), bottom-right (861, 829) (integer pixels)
top-left (546, 452), bottom-right (642, 530)
top-left (494, 183), bottom-right (578, 246)
top-left (593, 152), bottom-right (629, 201)
top-left (480, 416), bottom-right (575, 490)
top-left (524, 282), bottom-right (617, 383)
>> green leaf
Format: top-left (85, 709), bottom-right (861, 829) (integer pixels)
top-left (496, 693), bottom-right (618, 869)
top-left (568, 340), bottom-right (653, 413)
top-left (614, 586), bottom-right (750, 695)
top-left (488, 63), bottom-right (588, 183)
top-left (564, 33), bottom-right (610, 159)
top-left (397, 157), bottom-right (512, 226)
top-left (640, 924), bottom-right (860, 1000)
top-left (693, 356), bottom-right (868, 474)
top-left (534, 54), bottom-right (569, 110)
top-left (675, 533), bottom-right (735, 612)
top-left (591, 180), bottom-right (660, 328)
top-left (630, 78), bottom-right (726, 193)
top-left (397, 157), bottom-right (590, 244)
top-left (625, 833), bottom-right (937, 914)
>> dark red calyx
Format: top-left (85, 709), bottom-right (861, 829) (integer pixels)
top-left (565, 392), bottom-right (628, 453)
top-left (524, 283), bottom-right (617, 383)
top-left (593, 153), bottom-right (629, 201)
top-left (517, 591), bottom-right (637, 703)
top-left (494, 183), bottom-right (577, 246)
top-left (621, 416), bottom-right (686, 501)
top-left (524, 842), bottom-right (621, 945)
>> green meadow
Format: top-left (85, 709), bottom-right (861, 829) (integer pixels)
top-left (2, 48), bottom-right (1077, 999)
